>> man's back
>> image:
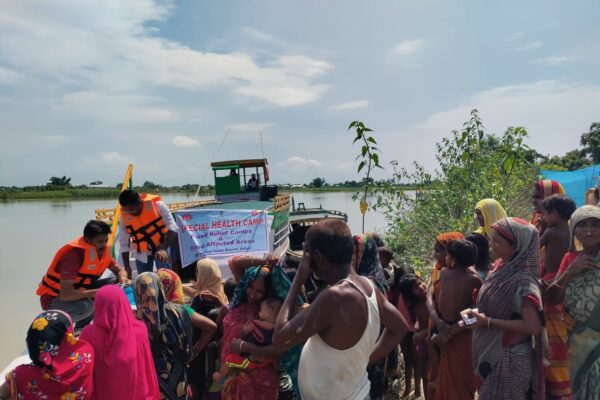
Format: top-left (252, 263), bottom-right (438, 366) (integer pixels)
top-left (298, 276), bottom-right (380, 400)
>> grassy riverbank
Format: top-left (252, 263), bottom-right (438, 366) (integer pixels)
top-left (0, 185), bottom-right (419, 200)
top-left (0, 187), bottom-right (211, 200)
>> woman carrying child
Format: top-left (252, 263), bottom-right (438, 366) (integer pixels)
top-left (220, 255), bottom-right (294, 400)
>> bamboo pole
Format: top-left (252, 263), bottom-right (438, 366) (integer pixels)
top-left (108, 164), bottom-right (134, 249)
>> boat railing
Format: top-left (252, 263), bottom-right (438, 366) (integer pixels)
top-left (273, 194), bottom-right (291, 212)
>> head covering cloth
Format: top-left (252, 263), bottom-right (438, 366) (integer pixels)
top-left (80, 285), bottom-right (159, 400)
top-left (7, 310), bottom-right (94, 400)
top-left (157, 268), bottom-right (185, 304)
top-left (196, 258), bottom-right (228, 306)
top-left (353, 234), bottom-right (388, 293)
top-left (475, 199), bottom-right (508, 239)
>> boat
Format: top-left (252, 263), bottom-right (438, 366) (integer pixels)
top-left (95, 159), bottom-right (290, 280)
top-left (286, 200), bottom-right (348, 261)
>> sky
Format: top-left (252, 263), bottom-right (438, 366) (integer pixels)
top-left (0, 0), bottom-right (599, 186)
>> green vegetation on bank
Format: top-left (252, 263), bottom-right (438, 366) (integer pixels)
top-left (368, 110), bottom-right (599, 275)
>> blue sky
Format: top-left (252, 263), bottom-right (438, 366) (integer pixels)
top-left (0, 0), bottom-right (599, 186)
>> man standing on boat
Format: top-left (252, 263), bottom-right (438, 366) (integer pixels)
top-left (36, 220), bottom-right (129, 324)
top-left (118, 189), bottom-right (179, 277)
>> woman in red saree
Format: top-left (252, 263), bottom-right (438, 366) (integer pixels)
top-left (220, 256), bottom-right (283, 400)
top-left (1, 310), bottom-right (94, 400)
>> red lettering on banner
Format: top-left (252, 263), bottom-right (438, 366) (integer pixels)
top-left (212, 220), bottom-right (242, 229)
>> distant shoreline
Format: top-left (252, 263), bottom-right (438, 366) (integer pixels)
top-left (0, 185), bottom-right (419, 200)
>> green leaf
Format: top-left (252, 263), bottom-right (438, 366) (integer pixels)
top-left (367, 136), bottom-right (377, 144)
top-left (348, 121), bottom-right (358, 130)
top-left (501, 154), bottom-right (515, 173)
top-left (372, 153), bottom-right (380, 166)
top-left (362, 146), bottom-right (368, 157)
top-left (357, 161), bottom-right (366, 173)
top-left (353, 136), bottom-right (361, 144)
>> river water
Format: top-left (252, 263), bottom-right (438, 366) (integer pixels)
top-left (0, 191), bottom-right (386, 367)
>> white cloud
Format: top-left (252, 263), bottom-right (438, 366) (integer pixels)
top-left (404, 80), bottom-right (600, 169)
top-left (227, 123), bottom-right (274, 133)
top-left (387, 39), bottom-right (425, 68)
top-left (100, 151), bottom-right (131, 166)
top-left (506, 32), bottom-right (524, 41)
top-left (331, 100), bottom-right (370, 111)
top-left (241, 27), bottom-right (287, 47)
top-left (172, 135), bottom-right (200, 147)
top-left (0, 1), bottom-right (332, 108)
top-left (531, 56), bottom-right (570, 66)
top-left (286, 156), bottom-right (322, 168)
top-left (0, 66), bottom-right (21, 84)
top-left (516, 41), bottom-right (543, 51)
top-left (390, 40), bottom-right (425, 56)
top-left (60, 91), bottom-right (179, 123)
top-left (39, 135), bottom-right (70, 147)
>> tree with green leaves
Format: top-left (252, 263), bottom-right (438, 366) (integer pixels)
top-left (47, 176), bottom-right (72, 187)
top-left (580, 122), bottom-right (600, 164)
top-left (310, 177), bottom-right (326, 188)
top-left (372, 109), bottom-right (539, 271)
top-left (348, 121), bottom-right (383, 233)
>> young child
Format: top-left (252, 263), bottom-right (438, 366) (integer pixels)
top-left (540, 194), bottom-right (577, 276)
top-left (539, 195), bottom-right (576, 399)
top-left (212, 298), bottom-right (282, 382)
top-left (430, 239), bottom-right (481, 400)
top-left (398, 273), bottom-right (429, 399)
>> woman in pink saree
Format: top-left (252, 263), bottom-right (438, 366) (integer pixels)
top-left (81, 285), bottom-right (160, 400)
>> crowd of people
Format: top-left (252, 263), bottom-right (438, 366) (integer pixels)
top-left (1, 181), bottom-right (600, 400)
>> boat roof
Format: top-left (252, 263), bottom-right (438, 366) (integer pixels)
top-left (211, 159), bottom-right (268, 169)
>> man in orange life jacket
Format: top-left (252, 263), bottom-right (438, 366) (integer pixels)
top-left (36, 220), bottom-right (129, 324)
top-left (118, 190), bottom-right (179, 277)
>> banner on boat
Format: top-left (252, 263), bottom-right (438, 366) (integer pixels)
top-left (175, 209), bottom-right (270, 266)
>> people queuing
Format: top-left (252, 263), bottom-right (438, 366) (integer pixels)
top-left (5, 178), bottom-right (600, 400)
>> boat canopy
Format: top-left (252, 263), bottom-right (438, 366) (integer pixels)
top-left (211, 159), bottom-right (268, 169)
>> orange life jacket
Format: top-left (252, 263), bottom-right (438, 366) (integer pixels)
top-left (122, 194), bottom-right (169, 253)
top-left (36, 237), bottom-right (113, 297)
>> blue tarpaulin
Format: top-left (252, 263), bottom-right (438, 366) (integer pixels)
top-left (541, 164), bottom-right (600, 206)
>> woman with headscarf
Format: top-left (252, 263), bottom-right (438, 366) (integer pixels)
top-left (157, 268), bottom-right (186, 304)
top-left (352, 234), bottom-right (388, 400)
top-left (352, 234), bottom-right (388, 293)
top-left (474, 199), bottom-right (508, 240)
top-left (220, 255), bottom-right (300, 400)
top-left (155, 268), bottom-right (218, 399)
top-left (531, 179), bottom-right (566, 234)
top-left (0, 310), bottom-right (94, 400)
top-left (81, 285), bottom-right (159, 400)
top-left (134, 272), bottom-right (194, 400)
top-left (188, 258), bottom-right (228, 400)
top-left (546, 205), bottom-right (600, 400)
top-left (469, 218), bottom-right (545, 399)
